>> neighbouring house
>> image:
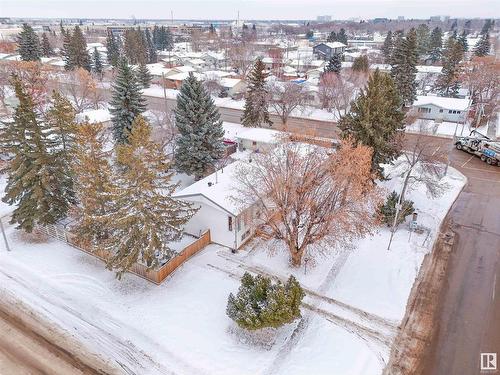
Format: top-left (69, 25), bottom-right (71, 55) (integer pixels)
top-left (75, 108), bottom-right (112, 127)
top-left (236, 127), bottom-right (284, 152)
top-left (313, 42), bottom-right (346, 60)
top-left (173, 160), bottom-right (257, 250)
top-left (219, 77), bottom-right (247, 98)
top-left (412, 96), bottom-right (470, 122)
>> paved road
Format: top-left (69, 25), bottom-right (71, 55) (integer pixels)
top-left (0, 305), bottom-right (111, 375)
top-left (404, 134), bottom-right (500, 375)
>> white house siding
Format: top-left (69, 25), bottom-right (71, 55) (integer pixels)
top-left (414, 103), bottom-right (466, 122)
top-left (179, 195), bottom-right (253, 250)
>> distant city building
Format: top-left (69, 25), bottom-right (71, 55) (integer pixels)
top-left (397, 16), bottom-right (405, 21)
top-left (430, 15), bottom-right (450, 22)
top-left (316, 15), bottom-right (332, 22)
top-left (373, 18), bottom-right (389, 24)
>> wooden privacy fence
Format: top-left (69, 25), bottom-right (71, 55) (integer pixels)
top-left (38, 224), bottom-right (211, 285)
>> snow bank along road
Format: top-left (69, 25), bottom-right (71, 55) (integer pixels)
top-left (404, 133), bottom-right (500, 375)
top-left (0, 291), bottom-right (116, 375)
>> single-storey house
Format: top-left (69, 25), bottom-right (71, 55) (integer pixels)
top-left (412, 96), bottom-right (470, 122)
top-left (220, 77), bottom-right (247, 98)
top-left (236, 128), bottom-right (284, 152)
top-left (173, 160), bottom-right (257, 250)
top-left (313, 42), bottom-right (346, 60)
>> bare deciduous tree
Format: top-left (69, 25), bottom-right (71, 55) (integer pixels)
top-left (267, 81), bottom-right (311, 127)
top-left (234, 139), bottom-right (381, 267)
top-left (63, 68), bottom-right (102, 113)
top-left (228, 42), bottom-right (256, 78)
top-left (7, 61), bottom-right (52, 108)
top-left (203, 73), bottom-right (223, 96)
top-left (460, 56), bottom-right (500, 127)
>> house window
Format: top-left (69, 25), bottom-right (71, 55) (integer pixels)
top-left (252, 141), bottom-right (257, 146)
top-left (457, 111), bottom-right (461, 114)
top-left (418, 107), bottom-right (431, 113)
top-left (228, 216), bottom-right (233, 231)
top-left (439, 109), bottom-right (443, 113)
top-left (449, 110), bottom-right (453, 114)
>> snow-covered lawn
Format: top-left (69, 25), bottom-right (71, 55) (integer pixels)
top-left (406, 119), bottom-right (489, 139)
top-left (0, 166), bottom-right (466, 375)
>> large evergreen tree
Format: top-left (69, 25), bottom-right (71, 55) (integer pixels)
top-left (382, 31), bottom-right (393, 64)
top-left (435, 38), bottom-right (463, 97)
top-left (17, 23), bottom-right (41, 61)
top-left (458, 31), bottom-right (468, 52)
top-left (109, 59), bottom-right (146, 143)
top-left (324, 53), bottom-right (342, 74)
top-left (390, 28), bottom-right (418, 106)
top-left (136, 62), bottom-right (152, 89)
top-left (174, 73), bottom-right (225, 179)
top-left (473, 32), bottom-right (490, 57)
top-left (428, 27), bottom-right (443, 63)
top-left (106, 32), bottom-right (120, 67)
top-left (144, 28), bottom-right (157, 64)
top-left (2, 77), bottom-right (75, 232)
top-left (106, 116), bottom-right (197, 278)
top-left (72, 121), bottom-right (117, 250)
top-left (70, 26), bottom-right (91, 71)
top-left (327, 31), bottom-right (337, 43)
top-left (91, 47), bottom-right (103, 77)
top-left (337, 28), bottom-right (348, 45)
top-left (416, 23), bottom-right (430, 57)
top-left (338, 69), bottom-right (405, 176)
top-left (41, 33), bottom-right (54, 57)
top-left (352, 55), bottom-right (369, 72)
top-left (241, 59), bottom-right (272, 128)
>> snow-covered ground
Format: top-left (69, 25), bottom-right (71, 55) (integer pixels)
top-left (406, 119), bottom-right (489, 139)
top-left (0, 165), bottom-right (466, 375)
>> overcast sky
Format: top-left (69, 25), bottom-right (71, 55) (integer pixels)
top-left (1, 0), bottom-right (499, 20)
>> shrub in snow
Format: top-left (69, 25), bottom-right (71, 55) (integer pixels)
top-left (378, 191), bottom-right (415, 226)
top-left (226, 272), bottom-right (304, 331)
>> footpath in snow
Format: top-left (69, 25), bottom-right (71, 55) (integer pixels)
top-left (0, 166), bottom-right (466, 375)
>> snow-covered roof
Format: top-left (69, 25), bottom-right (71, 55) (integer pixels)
top-left (204, 70), bottom-right (232, 78)
top-left (167, 72), bottom-right (204, 81)
top-left (416, 65), bottom-right (443, 74)
top-left (146, 63), bottom-right (173, 76)
top-left (220, 77), bottom-right (244, 89)
top-left (413, 96), bottom-right (470, 111)
top-left (323, 42), bottom-right (347, 49)
top-left (173, 160), bottom-right (252, 215)
top-left (188, 58), bottom-right (205, 65)
top-left (76, 109), bottom-right (112, 124)
top-left (236, 127), bottom-right (284, 144)
top-left (175, 65), bottom-right (197, 73)
top-left (0, 53), bottom-right (12, 60)
top-left (49, 59), bottom-right (66, 67)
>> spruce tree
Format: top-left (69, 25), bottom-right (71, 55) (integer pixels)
top-left (17, 23), bottom-right (41, 61)
top-left (473, 32), bottom-right (490, 57)
top-left (390, 28), bottom-right (418, 106)
top-left (324, 53), bottom-right (342, 74)
top-left (416, 23), bottom-right (430, 57)
top-left (2, 77), bottom-right (75, 232)
top-left (106, 116), bottom-right (197, 278)
top-left (61, 26), bottom-right (72, 68)
top-left (109, 59), bottom-right (146, 143)
top-left (72, 121), bottom-right (117, 251)
top-left (352, 55), bottom-right (369, 73)
top-left (458, 31), bottom-right (468, 52)
top-left (327, 31), bottom-right (337, 43)
top-left (338, 69), bottom-right (405, 176)
top-left (91, 47), bottom-right (103, 77)
top-left (337, 28), bottom-right (348, 45)
top-left (226, 272), bottom-right (305, 331)
top-left (429, 27), bottom-right (443, 63)
top-left (435, 38), bottom-right (463, 97)
top-left (45, 90), bottom-right (77, 158)
top-left (174, 73), bottom-right (225, 179)
top-left (241, 59), bottom-right (272, 128)
top-left (481, 19), bottom-right (493, 34)
top-left (41, 33), bottom-right (54, 57)
top-left (382, 31), bottom-right (393, 64)
top-left (70, 25), bottom-right (91, 71)
top-left (144, 28), bottom-right (157, 63)
top-left (136, 63), bottom-right (152, 89)
top-left (106, 32), bottom-right (120, 67)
